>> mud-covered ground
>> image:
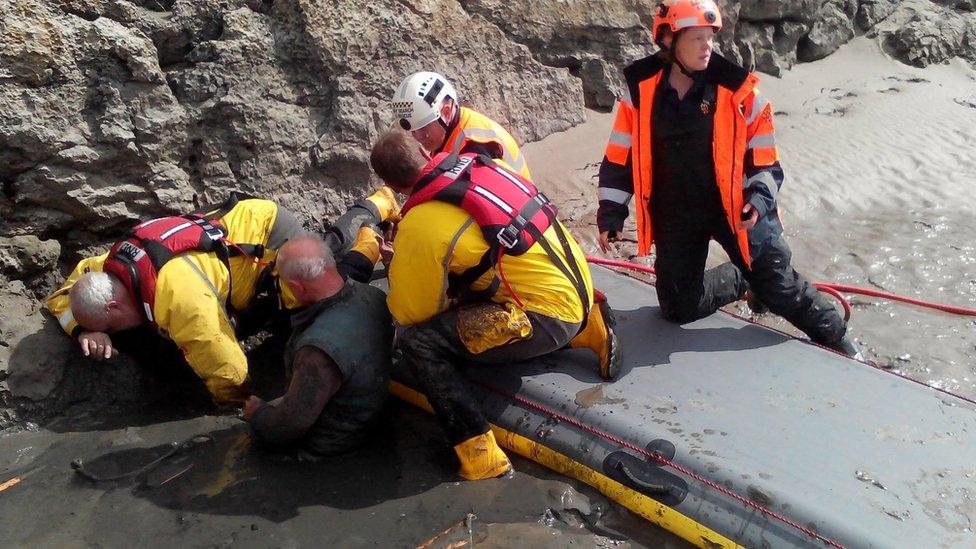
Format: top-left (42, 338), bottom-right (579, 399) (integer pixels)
top-left (0, 402), bottom-right (688, 548)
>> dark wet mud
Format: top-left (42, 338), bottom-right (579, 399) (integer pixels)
top-left (0, 402), bottom-right (690, 548)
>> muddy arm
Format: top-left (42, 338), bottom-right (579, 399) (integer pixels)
top-left (248, 346), bottom-right (342, 445)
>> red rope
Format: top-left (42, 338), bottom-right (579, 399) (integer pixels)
top-left (584, 255), bottom-right (976, 408)
top-left (814, 282), bottom-right (976, 316)
top-left (496, 249), bottom-right (525, 309)
top-left (813, 284), bottom-right (852, 322)
top-left (585, 256), bottom-right (976, 318)
top-left (476, 381), bottom-right (845, 548)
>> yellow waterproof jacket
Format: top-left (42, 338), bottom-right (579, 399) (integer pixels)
top-left (45, 199), bottom-right (297, 404)
top-left (388, 200), bottom-right (593, 327)
top-left (442, 107), bottom-right (533, 180)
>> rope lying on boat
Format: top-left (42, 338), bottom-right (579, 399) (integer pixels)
top-left (585, 256), bottom-right (976, 320)
top-left (585, 255), bottom-right (976, 408)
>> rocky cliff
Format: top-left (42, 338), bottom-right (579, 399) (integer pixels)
top-left (2, 0), bottom-right (975, 424)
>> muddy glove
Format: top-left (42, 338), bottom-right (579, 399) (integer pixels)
top-left (456, 302), bottom-right (533, 355)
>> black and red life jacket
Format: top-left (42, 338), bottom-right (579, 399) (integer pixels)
top-left (402, 152), bottom-right (590, 319)
top-left (103, 193), bottom-right (264, 328)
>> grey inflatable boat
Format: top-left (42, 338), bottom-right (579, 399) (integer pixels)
top-left (390, 266), bottom-right (976, 548)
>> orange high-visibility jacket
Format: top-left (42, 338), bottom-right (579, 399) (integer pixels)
top-left (441, 106), bottom-right (533, 180)
top-left (599, 53), bottom-right (782, 266)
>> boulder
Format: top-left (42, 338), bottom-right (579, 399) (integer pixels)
top-left (0, 236), bottom-right (61, 279)
top-left (878, 0), bottom-right (976, 67)
top-left (856, 0), bottom-right (899, 31)
top-left (799, 0), bottom-right (857, 62)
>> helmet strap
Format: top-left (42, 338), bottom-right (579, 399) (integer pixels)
top-left (663, 30), bottom-right (701, 79)
top-left (434, 102), bottom-right (461, 152)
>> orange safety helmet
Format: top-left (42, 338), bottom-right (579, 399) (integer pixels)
top-left (651, 0), bottom-right (723, 43)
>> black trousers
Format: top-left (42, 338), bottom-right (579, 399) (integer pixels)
top-left (653, 215), bottom-right (846, 346)
top-left (398, 306), bottom-right (580, 445)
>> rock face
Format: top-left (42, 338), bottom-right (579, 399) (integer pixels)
top-left (878, 0), bottom-right (976, 67)
top-left (0, 0), bottom-right (970, 422)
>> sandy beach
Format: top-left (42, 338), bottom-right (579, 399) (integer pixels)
top-left (2, 34), bottom-right (975, 549)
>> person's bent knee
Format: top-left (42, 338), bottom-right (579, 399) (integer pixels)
top-left (659, 296), bottom-right (707, 324)
top-left (397, 323), bottom-right (455, 363)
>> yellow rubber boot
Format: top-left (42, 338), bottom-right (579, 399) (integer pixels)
top-left (364, 186), bottom-right (402, 223)
top-left (569, 290), bottom-right (622, 381)
top-left (454, 430), bottom-right (512, 480)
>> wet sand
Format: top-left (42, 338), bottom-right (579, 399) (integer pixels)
top-left (0, 402), bottom-right (687, 547)
top-left (3, 37), bottom-right (975, 548)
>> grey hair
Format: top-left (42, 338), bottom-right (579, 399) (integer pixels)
top-left (278, 236), bottom-right (336, 281)
top-left (70, 272), bottom-right (118, 319)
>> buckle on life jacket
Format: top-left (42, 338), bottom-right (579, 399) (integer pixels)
top-left (202, 224), bottom-right (226, 241)
top-left (496, 194), bottom-right (550, 250)
top-left (497, 222), bottom-right (522, 249)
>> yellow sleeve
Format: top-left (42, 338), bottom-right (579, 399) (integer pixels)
top-left (387, 204), bottom-right (477, 326)
top-left (154, 257), bottom-right (248, 404)
top-left (44, 253), bottom-right (109, 337)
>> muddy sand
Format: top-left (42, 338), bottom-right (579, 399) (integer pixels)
top-left (2, 37), bottom-right (975, 547)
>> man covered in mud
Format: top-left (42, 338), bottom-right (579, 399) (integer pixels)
top-left (242, 236), bottom-right (393, 455)
top-left (44, 189), bottom-right (400, 406)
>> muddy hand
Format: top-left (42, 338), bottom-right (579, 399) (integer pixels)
top-left (599, 231), bottom-right (618, 254)
top-left (242, 395), bottom-right (266, 422)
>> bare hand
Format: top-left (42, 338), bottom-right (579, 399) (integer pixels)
top-left (379, 223), bottom-right (396, 266)
top-left (77, 331), bottom-right (115, 360)
top-left (599, 231), bottom-right (617, 253)
top-left (243, 395), bottom-right (266, 422)
top-left (739, 203), bottom-right (759, 230)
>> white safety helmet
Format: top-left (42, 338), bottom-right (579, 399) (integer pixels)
top-left (391, 71), bottom-right (458, 131)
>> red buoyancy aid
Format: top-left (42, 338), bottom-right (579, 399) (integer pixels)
top-left (403, 152), bottom-right (551, 254)
top-left (102, 194), bottom-right (262, 327)
top-left (402, 152), bottom-right (590, 318)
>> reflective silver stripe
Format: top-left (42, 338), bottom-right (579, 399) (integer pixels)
top-left (159, 221), bottom-right (194, 240)
top-left (747, 134), bottom-right (776, 149)
top-left (135, 217), bottom-right (168, 231)
top-left (493, 166), bottom-right (532, 196)
top-left (143, 302), bottom-right (154, 323)
top-left (472, 185), bottom-right (514, 215)
top-left (451, 129), bottom-right (467, 151)
top-left (608, 130), bottom-right (632, 149)
top-left (440, 218), bottom-right (476, 313)
top-left (675, 16), bottom-right (700, 28)
top-left (181, 255), bottom-right (226, 307)
top-left (463, 127), bottom-right (502, 141)
top-left (413, 112), bottom-right (439, 130)
top-left (744, 170), bottom-right (778, 201)
top-left (745, 93), bottom-right (770, 125)
top-left (58, 310), bottom-right (75, 331)
top-left (620, 89), bottom-right (633, 109)
top-left (598, 187), bottom-right (633, 205)
top-left (505, 152), bottom-right (527, 174)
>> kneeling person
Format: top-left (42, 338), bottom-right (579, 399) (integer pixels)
top-left (244, 236), bottom-right (393, 456)
top-left (370, 130), bottom-right (619, 481)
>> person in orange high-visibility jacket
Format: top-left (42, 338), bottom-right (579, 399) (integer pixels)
top-left (391, 71), bottom-right (532, 180)
top-left (597, 0), bottom-right (860, 357)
